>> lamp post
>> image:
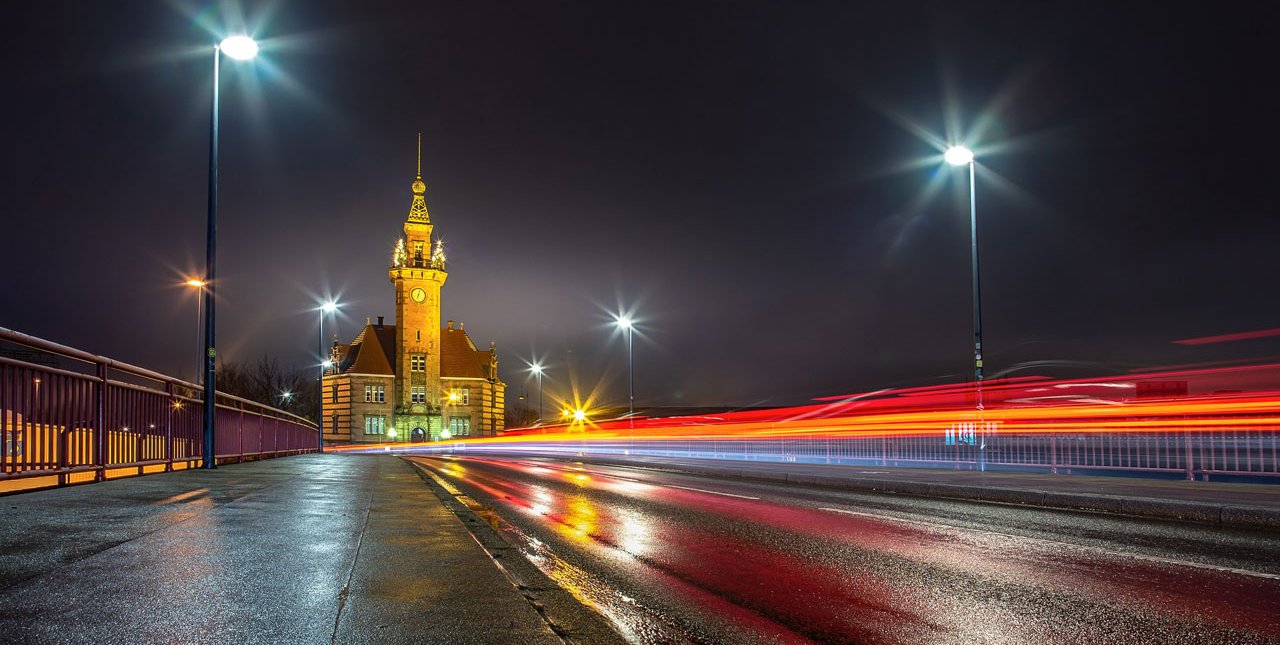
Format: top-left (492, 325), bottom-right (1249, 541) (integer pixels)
top-left (202, 35), bottom-right (259, 470)
top-left (945, 144), bottom-right (986, 470)
top-left (185, 279), bottom-right (205, 384)
top-left (529, 363), bottom-right (544, 425)
top-left (614, 315), bottom-right (634, 425)
top-left (318, 300), bottom-right (337, 453)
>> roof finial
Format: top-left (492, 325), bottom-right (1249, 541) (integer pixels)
top-left (409, 132), bottom-right (428, 201)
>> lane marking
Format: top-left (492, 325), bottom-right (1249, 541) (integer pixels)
top-left (667, 484), bottom-right (760, 500)
top-left (817, 506), bottom-right (1280, 581)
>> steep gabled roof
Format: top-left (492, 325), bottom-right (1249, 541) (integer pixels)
top-left (340, 323), bottom-right (397, 376)
top-left (440, 325), bottom-right (489, 379)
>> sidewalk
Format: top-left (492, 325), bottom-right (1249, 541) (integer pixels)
top-left (0, 454), bottom-right (616, 644)
top-left (537, 453), bottom-right (1280, 530)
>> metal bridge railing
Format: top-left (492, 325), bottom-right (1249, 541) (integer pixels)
top-left (0, 327), bottom-right (318, 491)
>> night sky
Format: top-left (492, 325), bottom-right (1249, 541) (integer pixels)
top-left (3, 1), bottom-right (1279, 408)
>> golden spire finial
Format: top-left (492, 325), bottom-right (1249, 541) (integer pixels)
top-left (410, 132), bottom-right (427, 198)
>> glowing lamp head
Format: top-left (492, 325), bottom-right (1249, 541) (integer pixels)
top-left (944, 145), bottom-right (975, 166)
top-left (321, 301), bottom-right (338, 313)
top-left (615, 316), bottom-right (633, 330)
top-left (573, 409), bottom-right (587, 422)
top-left (448, 392), bottom-right (458, 402)
top-left (530, 363), bottom-right (544, 375)
top-left (219, 35), bottom-right (259, 60)
top-left (440, 428), bottom-right (452, 440)
top-left (322, 359), bottom-right (333, 369)
top-left (186, 279), bottom-right (206, 288)
top-left (387, 428), bottom-right (398, 439)
top-left (281, 391), bottom-right (292, 399)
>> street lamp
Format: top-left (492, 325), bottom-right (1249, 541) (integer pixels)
top-left (945, 144), bottom-right (986, 469)
top-left (614, 315), bottom-right (634, 425)
top-left (529, 363), bottom-right (544, 426)
top-left (318, 300), bottom-right (338, 454)
top-left (202, 35), bottom-right (259, 470)
top-left (185, 279), bottom-right (205, 385)
top-left (944, 145), bottom-right (982, 384)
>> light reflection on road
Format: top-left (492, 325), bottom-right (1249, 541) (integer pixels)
top-left (411, 455), bottom-right (1280, 644)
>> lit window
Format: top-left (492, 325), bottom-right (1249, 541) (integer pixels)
top-left (449, 416), bottom-right (470, 436)
top-left (411, 386), bottom-right (425, 404)
top-left (411, 355), bottom-right (426, 372)
top-left (458, 388), bottom-right (470, 405)
top-left (364, 416), bottom-right (386, 435)
top-left (376, 386), bottom-right (385, 403)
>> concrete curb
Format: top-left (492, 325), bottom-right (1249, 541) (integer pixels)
top-left (564, 456), bottom-right (1280, 531)
top-left (405, 459), bottom-right (628, 645)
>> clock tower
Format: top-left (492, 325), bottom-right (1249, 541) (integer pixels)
top-left (389, 135), bottom-right (447, 431)
top-left (321, 136), bottom-right (506, 443)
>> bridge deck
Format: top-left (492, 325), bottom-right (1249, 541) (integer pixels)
top-left (0, 454), bottom-right (564, 644)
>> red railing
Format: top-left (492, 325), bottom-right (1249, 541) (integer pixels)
top-left (0, 327), bottom-right (318, 492)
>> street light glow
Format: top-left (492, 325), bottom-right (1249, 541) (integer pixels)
top-left (321, 300), bottom-right (338, 313)
top-left (944, 145), bottom-right (975, 166)
top-left (185, 278), bottom-right (206, 288)
top-left (573, 408), bottom-right (587, 422)
top-left (219, 35), bottom-right (259, 60)
top-left (615, 315), bottom-right (633, 330)
top-left (530, 363), bottom-right (544, 375)
top-left (322, 359), bottom-right (333, 368)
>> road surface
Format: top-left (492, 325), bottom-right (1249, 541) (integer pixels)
top-left (410, 455), bottom-right (1280, 644)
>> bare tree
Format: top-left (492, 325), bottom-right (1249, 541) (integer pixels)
top-left (505, 404), bottom-right (539, 430)
top-left (218, 355), bottom-right (316, 421)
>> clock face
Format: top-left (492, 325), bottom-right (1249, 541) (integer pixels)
top-left (411, 288), bottom-right (426, 303)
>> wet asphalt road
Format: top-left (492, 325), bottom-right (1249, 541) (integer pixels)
top-left (410, 455), bottom-right (1280, 644)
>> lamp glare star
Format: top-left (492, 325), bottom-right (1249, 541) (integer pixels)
top-left (944, 145), bottom-right (975, 166)
top-left (219, 35), bottom-right (259, 60)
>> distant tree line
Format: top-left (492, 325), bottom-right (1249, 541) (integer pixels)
top-left (216, 355), bottom-right (316, 422)
top-left (506, 403), bottom-right (538, 429)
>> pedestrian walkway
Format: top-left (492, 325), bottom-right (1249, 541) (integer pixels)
top-left (0, 454), bottom-right (614, 644)
top-left (544, 453), bottom-right (1280, 530)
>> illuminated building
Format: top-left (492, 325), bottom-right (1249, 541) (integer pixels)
top-left (321, 140), bottom-right (506, 443)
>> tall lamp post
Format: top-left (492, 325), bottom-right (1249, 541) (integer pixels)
top-left (202, 35), bottom-right (259, 470)
top-left (529, 363), bottom-right (544, 425)
top-left (318, 300), bottom-right (338, 453)
top-left (945, 144), bottom-right (986, 469)
top-left (614, 315), bottom-right (634, 425)
top-left (185, 279), bottom-right (205, 384)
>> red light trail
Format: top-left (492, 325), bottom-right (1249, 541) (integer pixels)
top-left (333, 363), bottom-right (1280, 480)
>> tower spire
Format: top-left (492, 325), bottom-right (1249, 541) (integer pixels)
top-left (407, 132), bottom-right (429, 223)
